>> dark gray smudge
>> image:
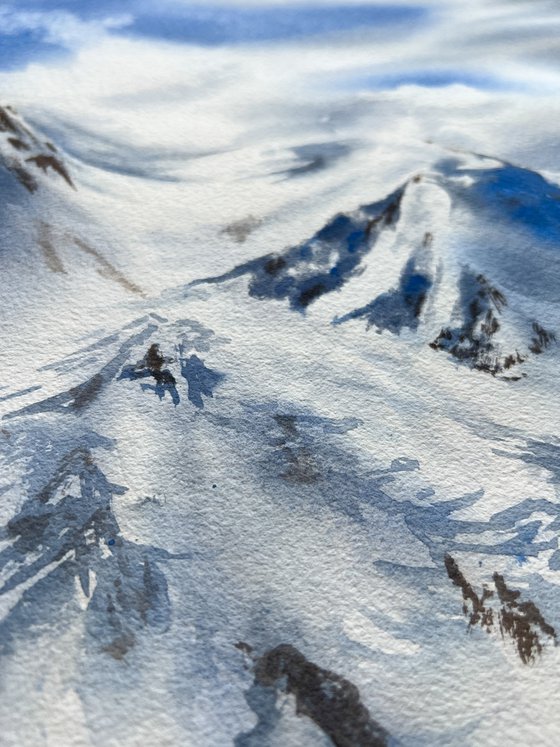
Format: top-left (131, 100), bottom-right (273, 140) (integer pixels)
top-left (274, 141), bottom-right (353, 179)
top-left (119, 342), bottom-right (181, 405)
top-left (236, 643), bottom-right (389, 747)
top-left (221, 215), bottom-right (263, 243)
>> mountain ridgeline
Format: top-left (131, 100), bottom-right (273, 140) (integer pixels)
top-left (197, 155), bottom-right (560, 379)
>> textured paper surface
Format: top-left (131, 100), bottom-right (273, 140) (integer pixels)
top-left (0, 2), bottom-right (559, 745)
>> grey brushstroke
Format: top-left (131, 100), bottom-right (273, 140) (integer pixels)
top-left (4, 324), bottom-right (157, 419)
top-left (0, 385), bottom-right (42, 403)
top-left (37, 221), bottom-right (66, 274)
top-left (221, 215), bottom-right (263, 243)
top-left (274, 141), bottom-right (353, 179)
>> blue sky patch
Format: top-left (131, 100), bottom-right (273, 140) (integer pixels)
top-left (122, 4), bottom-right (427, 45)
top-left (0, 3), bottom-right (427, 69)
top-left (0, 27), bottom-right (68, 70)
top-left (354, 69), bottom-right (514, 91)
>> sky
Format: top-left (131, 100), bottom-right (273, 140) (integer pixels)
top-left (0, 1), bottom-right (560, 90)
top-left (3, 0), bottom-right (560, 199)
top-left (0, 2), bottom-right (428, 69)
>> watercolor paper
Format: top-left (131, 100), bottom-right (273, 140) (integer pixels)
top-left (0, 2), bottom-right (559, 745)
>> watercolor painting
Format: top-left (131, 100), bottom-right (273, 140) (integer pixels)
top-left (1, 1), bottom-right (560, 745)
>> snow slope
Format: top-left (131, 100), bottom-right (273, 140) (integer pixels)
top-left (1, 3), bottom-right (560, 745)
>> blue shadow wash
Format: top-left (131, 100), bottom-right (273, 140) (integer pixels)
top-left (180, 354), bottom-right (224, 409)
top-left (0, 2), bottom-right (426, 69)
top-left (0, 0), bottom-right (136, 16)
top-left (439, 159), bottom-right (560, 243)
top-left (189, 182), bottom-right (407, 311)
top-left (122, 4), bottom-right (427, 45)
top-left (333, 256), bottom-right (432, 333)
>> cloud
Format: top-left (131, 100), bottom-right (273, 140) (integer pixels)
top-left (0, 4), bottom-right (132, 69)
top-left (0, 6), bottom-right (132, 47)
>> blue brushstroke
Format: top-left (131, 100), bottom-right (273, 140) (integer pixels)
top-left (5, 324), bottom-right (158, 419)
top-left (333, 256), bottom-right (432, 333)
top-left (190, 182), bottom-right (407, 311)
top-left (274, 141), bottom-right (353, 179)
top-left (180, 353), bottom-right (224, 409)
top-left (356, 69), bottom-right (512, 91)
top-left (437, 158), bottom-right (560, 243)
top-left (0, 385), bottom-right (42, 403)
top-left (122, 5), bottom-right (427, 46)
top-left (494, 439), bottom-right (560, 571)
top-left (231, 403), bottom-right (560, 566)
top-left (0, 427), bottom-right (170, 656)
top-left (510, 439), bottom-right (560, 484)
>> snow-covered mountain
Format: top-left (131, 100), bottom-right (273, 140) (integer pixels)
top-left (185, 151), bottom-right (559, 382)
top-left (1, 98), bottom-right (560, 747)
top-left (4, 0), bottom-right (560, 741)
